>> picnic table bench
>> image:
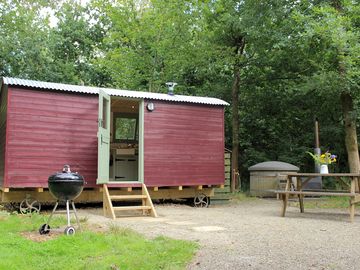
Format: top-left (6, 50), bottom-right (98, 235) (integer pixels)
top-left (274, 173), bottom-right (360, 222)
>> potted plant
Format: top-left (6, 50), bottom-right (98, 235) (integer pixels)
top-left (307, 151), bottom-right (337, 174)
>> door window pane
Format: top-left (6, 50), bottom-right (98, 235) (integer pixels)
top-left (113, 113), bottom-right (138, 142)
top-left (102, 97), bottom-right (109, 129)
top-left (115, 118), bottom-right (137, 140)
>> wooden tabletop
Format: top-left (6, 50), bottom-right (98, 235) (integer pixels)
top-left (286, 173), bottom-right (360, 177)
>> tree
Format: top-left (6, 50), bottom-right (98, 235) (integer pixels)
top-left (46, 0), bottom-right (110, 85)
top-left (203, 0), bottom-right (306, 191)
top-left (94, 0), bottom-right (208, 93)
top-left (0, 0), bottom-right (53, 79)
top-left (0, 0), bottom-right (110, 85)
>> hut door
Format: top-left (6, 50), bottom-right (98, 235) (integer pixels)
top-left (97, 90), bottom-right (111, 184)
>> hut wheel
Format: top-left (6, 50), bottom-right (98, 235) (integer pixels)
top-left (193, 194), bottom-right (210, 208)
top-left (19, 196), bottom-right (41, 215)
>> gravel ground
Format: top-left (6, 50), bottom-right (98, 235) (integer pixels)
top-left (77, 199), bottom-right (360, 270)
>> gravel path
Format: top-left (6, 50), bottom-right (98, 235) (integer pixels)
top-left (78, 199), bottom-right (360, 270)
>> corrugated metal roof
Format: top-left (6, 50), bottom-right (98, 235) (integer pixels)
top-left (2, 77), bottom-right (229, 106)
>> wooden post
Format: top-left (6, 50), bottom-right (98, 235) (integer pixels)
top-left (231, 169), bottom-right (239, 193)
top-left (314, 118), bottom-right (320, 149)
top-left (142, 184), bottom-right (157, 218)
top-left (297, 177), bottom-right (304, 213)
top-left (281, 175), bottom-right (291, 217)
top-left (314, 118), bottom-right (321, 174)
top-left (103, 184), bottom-right (115, 219)
top-left (350, 177), bottom-right (356, 222)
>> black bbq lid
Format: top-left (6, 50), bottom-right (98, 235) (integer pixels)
top-left (48, 165), bottom-right (84, 182)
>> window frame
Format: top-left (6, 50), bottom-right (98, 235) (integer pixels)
top-left (113, 113), bottom-right (139, 143)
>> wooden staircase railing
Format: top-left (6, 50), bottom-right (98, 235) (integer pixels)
top-left (103, 184), bottom-right (157, 219)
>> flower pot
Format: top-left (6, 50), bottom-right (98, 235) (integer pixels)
top-left (320, 164), bottom-right (329, 174)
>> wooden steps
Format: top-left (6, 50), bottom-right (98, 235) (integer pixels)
top-left (110, 195), bottom-right (147, 200)
top-left (103, 184), bottom-right (157, 219)
top-left (113, 206), bottom-right (152, 211)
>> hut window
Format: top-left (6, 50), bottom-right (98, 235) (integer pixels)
top-left (113, 113), bottom-right (138, 143)
top-left (102, 97), bottom-right (109, 129)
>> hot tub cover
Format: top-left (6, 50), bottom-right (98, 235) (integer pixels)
top-left (248, 161), bottom-right (299, 172)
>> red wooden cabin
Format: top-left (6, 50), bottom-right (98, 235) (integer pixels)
top-left (0, 77), bottom-right (228, 213)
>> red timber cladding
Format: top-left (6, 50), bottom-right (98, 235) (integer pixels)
top-left (0, 86), bottom-right (8, 187)
top-left (144, 100), bottom-right (225, 187)
top-left (5, 87), bottom-right (98, 188)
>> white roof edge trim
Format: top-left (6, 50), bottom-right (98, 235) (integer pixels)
top-left (2, 77), bottom-right (229, 106)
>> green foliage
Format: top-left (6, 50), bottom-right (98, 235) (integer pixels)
top-left (0, 0), bottom-right (110, 85)
top-left (47, 1), bottom-right (104, 84)
top-left (0, 212), bottom-right (197, 270)
top-left (94, 0), bottom-right (210, 93)
top-left (0, 0), bottom-right (52, 79)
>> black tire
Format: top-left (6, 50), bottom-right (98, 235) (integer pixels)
top-left (64, 226), bottom-right (76, 235)
top-left (39, 224), bottom-right (50, 235)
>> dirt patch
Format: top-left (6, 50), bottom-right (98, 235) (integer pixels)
top-left (20, 231), bottom-right (61, 242)
top-left (19, 221), bottom-right (107, 242)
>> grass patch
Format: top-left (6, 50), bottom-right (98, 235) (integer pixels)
top-left (0, 212), bottom-right (198, 270)
top-left (290, 196), bottom-right (355, 209)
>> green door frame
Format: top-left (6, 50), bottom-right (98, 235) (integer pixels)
top-left (97, 90), bottom-right (111, 184)
top-left (138, 99), bottom-right (144, 183)
top-left (97, 95), bottom-right (144, 184)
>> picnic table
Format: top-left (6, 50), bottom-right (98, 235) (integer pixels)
top-left (275, 173), bottom-right (360, 222)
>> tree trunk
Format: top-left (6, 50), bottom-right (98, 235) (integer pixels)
top-left (341, 92), bottom-right (360, 174)
top-left (231, 64), bottom-right (240, 192)
top-left (231, 37), bottom-right (245, 192)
